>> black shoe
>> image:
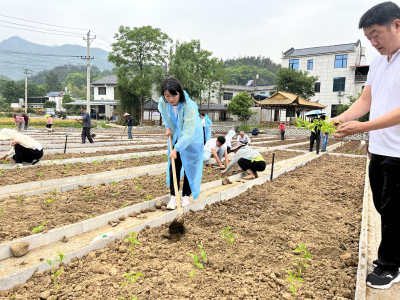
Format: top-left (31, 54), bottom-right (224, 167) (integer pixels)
top-left (309, 150), bottom-right (313, 152)
top-left (366, 266), bottom-right (400, 289)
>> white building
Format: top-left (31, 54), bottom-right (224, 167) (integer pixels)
top-left (281, 40), bottom-right (368, 117)
top-left (219, 83), bottom-right (276, 105)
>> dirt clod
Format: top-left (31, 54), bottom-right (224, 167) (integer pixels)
top-left (149, 206), bottom-right (156, 212)
top-left (118, 215), bottom-right (125, 221)
top-left (140, 208), bottom-right (148, 213)
top-left (128, 211), bottom-right (137, 218)
top-left (10, 242), bottom-right (30, 257)
top-left (61, 236), bottom-right (68, 243)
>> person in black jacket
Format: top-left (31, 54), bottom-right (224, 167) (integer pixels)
top-left (309, 117), bottom-right (321, 154)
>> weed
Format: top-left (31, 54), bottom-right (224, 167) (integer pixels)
top-left (137, 184), bottom-right (142, 191)
top-left (188, 244), bottom-right (207, 277)
top-left (46, 251), bottom-right (66, 293)
top-left (286, 243), bottom-right (312, 299)
top-left (38, 171), bottom-right (43, 179)
top-left (32, 221), bottom-right (48, 233)
top-left (0, 208), bottom-right (6, 215)
top-left (119, 271), bottom-right (145, 300)
top-left (125, 231), bottom-right (141, 258)
top-left (220, 226), bottom-right (237, 258)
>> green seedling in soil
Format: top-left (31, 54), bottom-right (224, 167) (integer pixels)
top-left (119, 271), bottom-right (145, 300)
top-left (133, 177), bottom-right (140, 182)
top-left (122, 203), bottom-right (128, 208)
top-left (218, 176), bottom-right (222, 180)
top-left (0, 208), bottom-right (6, 215)
top-left (103, 157), bottom-right (108, 163)
top-left (77, 162), bottom-right (81, 167)
top-left (163, 154), bottom-right (168, 162)
top-left (85, 214), bottom-right (95, 218)
top-left (117, 156), bottom-right (122, 169)
top-left (137, 184), bottom-right (142, 191)
top-left (157, 181), bottom-right (163, 186)
top-left (44, 198), bottom-right (55, 205)
top-left (92, 160), bottom-right (98, 170)
top-left (63, 163), bottom-right (71, 174)
top-left (10, 295), bottom-right (15, 299)
top-left (125, 231), bottom-right (141, 258)
top-left (144, 194), bottom-right (151, 201)
top-left (221, 226), bottom-right (237, 258)
top-left (38, 171), bottom-right (43, 179)
top-left (32, 221), bottom-right (48, 233)
top-left (58, 155), bottom-right (63, 162)
top-left (112, 180), bottom-right (119, 187)
top-left (286, 243), bottom-right (312, 299)
top-left (135, 154), bottom-right (140, 161)
top-left (111, 191), bottom-right (120, 197)
top-left (188, 244), bottom-right (207, 277)
top-left (52, 188), bottom-right (57, 197)
top-left (46, 251), bottom-right (66, 293)
top-left (17, 196), bottom-right (23, 205)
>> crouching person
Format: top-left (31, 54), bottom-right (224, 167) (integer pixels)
top-left (203, 136), bottom-right (229, 168)
top-left (0, 129), bottom-right (43, 165)
top-left (221, 141), bottom-right (266, 180)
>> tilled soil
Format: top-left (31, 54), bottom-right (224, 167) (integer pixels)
top-left (253, 138), bottom-right (309, 148)
top-left (0, 151), bottom-right (302, 243)
top-left (43, 146), bottom-right (167, 161)
top-left (288, 140), bottom-right (341, 151)
top-left (1, 155), bottom-right (168, 187)
top-left (0, 155), bottom-right (366, 300)
top-left (332, 141), bottom-right (368, 156)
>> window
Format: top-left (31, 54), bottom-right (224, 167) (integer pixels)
top-left (333, 77), bottom-right (346, 92)
top-left (334, 55), bottom-right (348, 68)
top-left (223, 92), bottom-right (233, 101)
top-left (307, 59), bottom-right (313, 70)
top-left (289, 59), bottom-right (299, 70)
top-left (286, 109), bottom-right (295, 118)
top-left (98, 87), bottom-right (106, 95)
top-left (315, 82), bottom-right (321, 93)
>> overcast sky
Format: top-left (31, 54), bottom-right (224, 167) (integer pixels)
top-left (0, 0), bottom-right (384, 66)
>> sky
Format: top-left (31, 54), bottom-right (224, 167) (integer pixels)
top-left (0, 0), bottom-right (385, 66)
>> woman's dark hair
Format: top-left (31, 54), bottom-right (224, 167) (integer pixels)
top-left (200, 113), bottom-right (205, 117)
top-left (161, 77), bottom-right (186, 103)
top-left (359, 1), bottom-right (400, 29)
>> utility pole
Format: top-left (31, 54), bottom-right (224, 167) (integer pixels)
top-left (23, 69), bottom-right (31, 114)
top-left (82, 30), bottom-right (96, 112)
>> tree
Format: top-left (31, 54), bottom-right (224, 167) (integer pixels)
top-left (227, 92), bottom-right (255, 123)
top-left (43, 100), bottom-right (56, 108)
top-left (338, 92), bottom-right (369, 122)
top-left (271, 68), bottom-right (319, 100)
top-left (109, 25), bottom-right (171, 126)
top-left (204, 57), bottom-right (227, 112)
top-left (45, 71), bottom-right (61, 92)
top-left (0, 80), bottom-right (23, 103)
top-left (62, 93), bottom-right (73, 109)
top-left (64, 73), bottom-right (87, 90)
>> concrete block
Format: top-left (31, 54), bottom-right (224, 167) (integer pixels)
top-left (220, 184), bottom-right (247, 201)
top-left (0, 181), bottom-right (41, 195)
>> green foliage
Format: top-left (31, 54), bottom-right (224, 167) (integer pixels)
top-left (137, 184), bottom-right (142, 191)
top-left (17, 195), bottom-right (23, 205)
top-left (296, 116), bottom-right (338, 136)
top-left (224, 65), bottom-right (276, 85)
top-left (204, 57), bottom-right (227, 108)
top-left (223, 55), bottom-right (281, 75)
top-left (61, 93), bottom-right (72, 109)
top-left (44, 198), bottom-right (55, 205)
top-left (32, 221), bottom-right (48, 233)
top-left (145, 195), bottom-right (151, 201)
top-left (38, 171), bottom-right (43, 179)
top-left (338, 92), bottom-right (369, 122)
top-left (119, 271), bottom-right (145, 300)
top-left (125, 231), bottom-right (141, 258)
top-left (286, 243), bottom-right (312, 299)
top-left (45, 71), bottom-right (61, 92)
top-left (46, 251), bottom-right (66, 293)
top-left (227, 92), bottom-right (255, 123)
top-left (271, 68), bottom-right (319, 100)
top-left (111, 180), bottom-right (119, 187)
top-left (111, 191), bottom-right (120, 197)
top-left (188, 244), bottom-right (207, 277)
top-left (220, 226), bottom-right (237, 258)
top-left (43, 100), bottom-right (56, 108)
top-left (109, 25), bottom-right (171, 126)
top-left (0, 207), bottom-right (6, 215)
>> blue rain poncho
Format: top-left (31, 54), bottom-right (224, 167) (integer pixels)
top-left (204, 114), bottom-right (212, 142)
top-left (158, 91), bottom-right (204, 199)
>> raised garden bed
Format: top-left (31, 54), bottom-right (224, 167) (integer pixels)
top-left (331, 141), bottom-right (368, 156)
top-left (0, 155), bottom-right (366, 299)
top-left (254, 138), bottom-right (309, 148)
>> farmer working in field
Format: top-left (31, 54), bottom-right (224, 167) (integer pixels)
top-left (237, 131), bottom-right (251, 145)
top-left (158, 77), bottom-right (204, 210)
top-left (203, 136), bottom-right (229, 168)
top-left (0, 128), bottom-right (43, 166)
top-left (332, 1), bottom-right (400, 290)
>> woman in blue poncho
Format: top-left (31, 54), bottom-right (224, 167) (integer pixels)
top-left (158, 77), bottom-right (204, 210)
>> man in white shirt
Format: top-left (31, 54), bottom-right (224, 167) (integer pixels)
top-left (203, 136), bottom-right (229, 168)
top-left (332, 1), bottom-right (400, 290)
top-left (237, 131), bottom-right (251, 145)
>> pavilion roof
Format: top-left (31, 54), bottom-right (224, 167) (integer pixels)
top-left (253, 91), bottom-right (326, 110)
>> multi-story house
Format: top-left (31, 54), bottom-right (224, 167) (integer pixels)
top-left (281, 40), bottom-right (368, 117)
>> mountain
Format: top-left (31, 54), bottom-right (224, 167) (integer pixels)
top-left (0, 36), bottom-right (114, 80)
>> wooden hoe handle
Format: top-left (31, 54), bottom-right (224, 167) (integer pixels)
top-left (169, 136), bottom-right (182, 214)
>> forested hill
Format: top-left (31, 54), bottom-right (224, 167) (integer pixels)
top-left (0, 36), bottom-right (114, 80)
top-left (223, 56), bottom-right (281, 85)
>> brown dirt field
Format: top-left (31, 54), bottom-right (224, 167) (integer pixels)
top-left (332, 141), bottom-right (368, 156)
top-left (254, 138), bottom-right (309, 148)
top-left (0, 155), bottom-right (366, 299)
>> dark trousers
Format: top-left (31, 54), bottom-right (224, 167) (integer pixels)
top-left (281, 130), bottom-right (285, 140)
top-left (369, 154), bottom-right (400, 271)
top-left (169, 150), bottom-right (191, 197)
top-left (310, 133), bottom-right (320, 153)
top-left (24, 121), bottom-right (28, 130)
top-left (13, 144), bottom-right (43, 163)
top-left (203, 127), bottom-right (206, 145)
top-left (238, 158), bottom-right (266, 172)
top-left (82, 127), bottom-right (94, 143)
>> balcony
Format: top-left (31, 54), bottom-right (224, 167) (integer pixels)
top-left (355, 75), bottom-right (368, 82)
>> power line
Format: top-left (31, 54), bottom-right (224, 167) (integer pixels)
top-left (0, 19), bottom-right (85, 35)
top-left (0, 49), bottom-right (84, 58)
top-left (91, 31), bottom-right (113, 44)
top-left (0, 24), bottom-right (83, 37)
top-left (0, 13), bottom-right (88, 31)
top-left (0, 60), bottom-right (64, 68)
top-left (92, 41), bottom-right (112, 50)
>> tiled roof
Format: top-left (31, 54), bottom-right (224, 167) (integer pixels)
top-left (282, 40), bottom-right (360, 58)
top-left (91, 75), bottom-right (117, 85)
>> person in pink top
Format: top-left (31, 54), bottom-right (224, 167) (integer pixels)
top-left (45, 114), bottom-right (53, 132)
top-left (279, 122), bottom-right (285, 140)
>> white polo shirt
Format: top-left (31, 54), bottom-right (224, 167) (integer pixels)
top-left (366, 49), bottom-right (400, 158)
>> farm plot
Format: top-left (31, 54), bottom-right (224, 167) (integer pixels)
top-left (253, 138), bottom-right (309, 148)
top-left (0, 154), bottom-right (366, 300)
top-left (287, 140), bottom-right (341, 151)
top-left (331, 141), bottom-right (368, 156)
top-left (0, 150), bottom-right (303, 243)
